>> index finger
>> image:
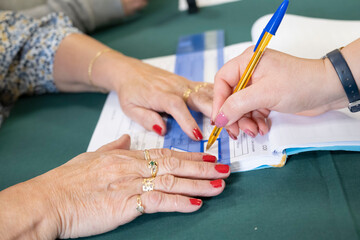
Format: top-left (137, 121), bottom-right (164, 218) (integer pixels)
top-left (212, 46), bottom-right (254, 121)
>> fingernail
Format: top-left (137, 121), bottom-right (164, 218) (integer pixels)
top-left (210, 120), bottom-right (215, 126)
top-left (152, 124), bottom-right (162, 136)
top-left (259, 129), bottom-right (264, 136)
top-left (203, 155), bottom-right (217, 163)
top-left (215, 164), bottom-right (230, 173)
top-left (215, 112), bottom-right (229, 128)
top-left (192, 128), bottom-right (203, 140)
top-left (210, 179), bottom-right (223, 188)
top-left (244, 129), bottom-right (255, 138)
top-left (190, 198), bottom-right (202, 206)
top-left (226, 129), bottom-right (237, 140)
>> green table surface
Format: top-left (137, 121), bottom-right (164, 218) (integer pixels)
top-left (1, 0), bottom-right (360, 239)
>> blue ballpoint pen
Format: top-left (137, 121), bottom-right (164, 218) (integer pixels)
top-left (206, 0), bottom-right (289, 150)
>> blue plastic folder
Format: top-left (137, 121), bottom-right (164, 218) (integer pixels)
top-left (164, 30), bottom-right (230, 166)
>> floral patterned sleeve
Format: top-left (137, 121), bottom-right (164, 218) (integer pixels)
top-left (0, 11), bottom-right (80, 127)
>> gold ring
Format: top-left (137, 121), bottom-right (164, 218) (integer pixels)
top-left (194, 82), bottom-right (208, 93)
top-left (148, 159), bottom-right (158, 178)
top-left (136, 196), bottom-right (145, 214)
top-left (183, 83), bottom-right (208, 102)
top-left (144, 149), bottom-right (150, 161)
top-left (142, 177), bottom-right (155, 192)
top-left (183, 88), bottom-right (193, 102)
top-left (144, 149), bottom-right (158, 177)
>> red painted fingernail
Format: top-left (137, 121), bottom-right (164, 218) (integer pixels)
top-left (226, 130), bottom-right (237, 140)
top-left (203, 155), bottom-right (217, 163)
top-left (215, 164), bottom-right (230, 173)
top-left (210, 120), bottom-right (215, 126)
top-left (210, 179), bottom-right (223, 188)
top-left (192, 128), bottom-right (203, 140)
top-left (152, 124), bottom-right (162, 135)
top-left (190, 198), bottom-right (202, 206)
top-left (244, 129), bottom-right (255, 138)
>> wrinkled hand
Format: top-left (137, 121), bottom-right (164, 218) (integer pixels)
top-left (212, 46), bottom-right (346, 139)
top-left (111, 55), bottom-right (214, 141)
top-left (122, 0), bottom-right (148, 16)
top-left (38, 135), bottom-right (228, 238)
top-left (53, 34), bottom-right (213, 141)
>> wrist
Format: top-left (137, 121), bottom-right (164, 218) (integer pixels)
top-left (91, 50), bottom-right (130, 92)
top-left (0, 177), bottom-right (60, 239)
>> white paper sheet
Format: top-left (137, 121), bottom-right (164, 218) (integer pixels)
top-left (251, 14), bottom-right (360, 59)
top-left (268, 110), bottom-right (360, 153)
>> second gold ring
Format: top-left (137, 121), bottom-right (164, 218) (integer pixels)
top-left (144, 149), bottom-right (158, 177)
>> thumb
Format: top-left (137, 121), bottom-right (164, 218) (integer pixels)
top-left (96, 134), bottom-right (131, 152)
top-left (214, 84), bottom-right (269, 128)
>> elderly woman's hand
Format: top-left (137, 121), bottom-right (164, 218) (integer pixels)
top-left (0, 135), bottom-right (229, 239)
top-left (107, 54), bottom-right (214, 141)
top-left (53, 34), bottom-right (213, 141)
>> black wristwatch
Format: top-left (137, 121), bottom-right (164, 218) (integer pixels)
top-left (326, 49), bottom-right (360, 112)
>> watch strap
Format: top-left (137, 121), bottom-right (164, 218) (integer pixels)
top-left (326, 49), bottom-right (360, 112)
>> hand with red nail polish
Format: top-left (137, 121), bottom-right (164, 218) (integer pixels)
top-left (0, 136), bottom-right (229, 239)
top-left (108, 52), bottom-right (213, 141)
top-left (52, 34), bottom-right (212, 141)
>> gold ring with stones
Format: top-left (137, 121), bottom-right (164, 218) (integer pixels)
top-left (148, 159), bottom-right (158, 178)
top-left (136, 196), bottom-right (144, 214)
top-left (144, 149), bottom-right (158, 177)
top-left (142, 177), bottom-right (155, 192)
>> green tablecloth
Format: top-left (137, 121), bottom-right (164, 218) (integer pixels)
top-left (1, 0), bottom-right (360, 239)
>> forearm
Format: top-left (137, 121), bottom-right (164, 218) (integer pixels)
top-left (53, 33), bottom-right (141, 93)
top-left (0, 178), bottom-right (58, 240)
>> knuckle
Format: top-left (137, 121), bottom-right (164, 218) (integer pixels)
top-left (162, 157), bottom-right (181, 173)
top-left (147, 191), bottom-right (165, 207)
top-left (99, 154), bottom-right (117, 165)
top-left (227, 95), bottom-right (242, 112)
top-left (158, 148), bottom-right (172, 157)
top-left (159, 174), bottom-right (176, 192)
top-left (214, 71), bottom-right (225, 83)
top-left (168, 96), bottom-right (184, 110)
top-left (189, 179), bottom-right (200, 191)
top-left (197, 162), bottom-right (210, 176)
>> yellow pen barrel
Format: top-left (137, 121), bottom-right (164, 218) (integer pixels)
top-left (206, 32), bottom-right (273, 150)
top-left (206, 126), bottom-right (222, 150)
top-left (233, 32), bottom-right (272, 93)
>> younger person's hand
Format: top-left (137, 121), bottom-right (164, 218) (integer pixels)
top-left (211, 46), bottom-right (347, 139)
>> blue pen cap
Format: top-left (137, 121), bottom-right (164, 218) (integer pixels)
top-left (254, 0), bottom-right (289, 51)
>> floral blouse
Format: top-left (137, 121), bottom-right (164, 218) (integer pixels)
top-left (0, 11), bottom-right (79, 127)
